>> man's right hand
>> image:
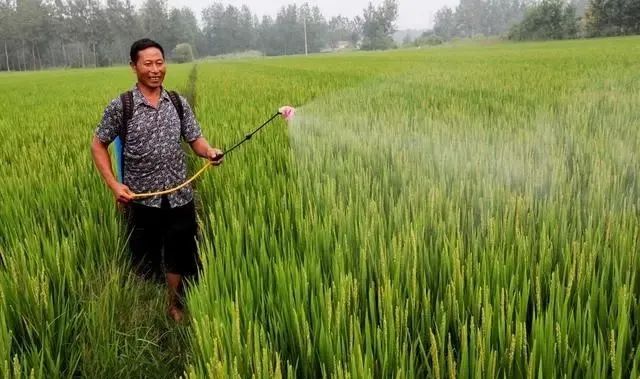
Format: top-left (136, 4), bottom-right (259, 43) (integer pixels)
top-left (111, 183), bottom-right (135, 203)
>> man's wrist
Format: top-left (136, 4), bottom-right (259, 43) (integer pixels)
top-left (194, 137), bottom-right (212, 158)
top-left (106, 178), bottom-right (120, 191)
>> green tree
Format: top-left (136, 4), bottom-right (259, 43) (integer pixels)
top-left (171, 42), bottom-right (193, 63)
top-left (138, 0), bottom-right (170, 50)
top-left (433, 6), bottom-right (456, 40)
top-left (360, 0), bottom-right (399, 50)
top-left (238, 5), bottom-right (257, 51)
top-left (509, 0), bottom-right (579, 40)
top-left (584, 0), bottom-right (640, 37)
top-left (0, 0), bottom-right (17, 70)
top-left (328, 16), bottom-right (352, 48)
top-left (104, 0), bottom-right (142, 65)
top-left (300, 3), bottom-right (328, 53)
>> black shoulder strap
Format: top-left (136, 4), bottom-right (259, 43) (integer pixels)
top-left (118, 89), bottom-right (183, 140)
top-left (167, 90), bottom-right (184, 122)
top-left (119, 90), bottom-right (134, 143)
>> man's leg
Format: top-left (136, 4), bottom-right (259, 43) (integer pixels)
top-left (166, 273), bottom-right (183, 321)
top-left (126, 203), bottom-right (164, 284)
top-left (164, 200), bottom-right (201, 321)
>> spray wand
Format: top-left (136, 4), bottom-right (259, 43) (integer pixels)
top-left (217, 107), bottom-right (292, 158)
top-left (131, 105), bottom-right (296, 199)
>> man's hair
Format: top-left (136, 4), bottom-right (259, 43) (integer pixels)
top-left (130, 39), bottom-right (164, 63)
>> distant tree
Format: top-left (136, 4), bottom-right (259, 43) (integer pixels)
top-left (360, 0), bottom-right (399, 50)
top-left (0, 0), bottom-right (17, 70)
top-left (300, 3), bottom-right (329, 53)
top-left (351, 16), bottom-right (364, 46)
top-left (455, 0), bottom-right (481, 37)
top-left (433, 6), bottom-right (456, 40)
top-left (171, 43), bottom-right (193, 63)
top-left (166, 7), bottom-right (199, 55)
top-left (138, 0), bottom-right (170, 48)
top-left (328, 15), bottom-right (352, 48)
top-left (104, 0), bottom-right (143, 65)
top-left (430, 0), bottom-right (532, 40)
top-left (238, 5), bottom-right (257, 51)
top-left (414, 30), bottom-right (444, 46)
top-left (508, 0), bottom-right (579, 40)
top-left (11, 0), bottom-right (639, 72)
top-left (201, 2), bottom-right (225, 55)
top-left (583, 0), bottom-right (640, 37)
top-left (570, 0), bottom-right (590, 15)
top-left (257, 15), bottom-right (279, 56)
top-left (274, 4), bottom-right (300, 55)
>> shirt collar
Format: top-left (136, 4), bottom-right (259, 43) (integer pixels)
top-left (131, 84), bottom-right (171, 106)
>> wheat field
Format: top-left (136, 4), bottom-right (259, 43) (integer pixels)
top-left (1, 36), bottom-right (639, 378)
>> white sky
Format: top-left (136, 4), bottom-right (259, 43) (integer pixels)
top-left (141, 0), bottom-right (459, 30)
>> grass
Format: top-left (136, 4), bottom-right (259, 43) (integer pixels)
top-left (0, 63), bottom-right (195, 378)
top-left (1, 36), bottom-right (640, 378)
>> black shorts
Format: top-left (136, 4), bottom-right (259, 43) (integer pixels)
top-left (124, 196), bottom-right (201, 281)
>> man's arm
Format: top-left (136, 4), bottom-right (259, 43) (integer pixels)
top-left (189, 137), bottom-right (224, 163)
top-left (92, 99), bottom-right (135, 203)
top-left (91, 137), bottom-right (135, 203)
top-left (91, 137), bottom-right (118, 190)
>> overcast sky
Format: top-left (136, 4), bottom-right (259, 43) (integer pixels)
top-left (144, 0), bottom-right (459, 30)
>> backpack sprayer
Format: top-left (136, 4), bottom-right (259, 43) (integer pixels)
top-left (117, 105), bottom-right (296, 199)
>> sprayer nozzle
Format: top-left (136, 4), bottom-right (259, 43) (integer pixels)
top-left (279, 105), bottom-right (295, 121)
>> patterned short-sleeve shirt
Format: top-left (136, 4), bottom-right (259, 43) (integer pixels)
top-left (95, 85), bottom-right (203, 209)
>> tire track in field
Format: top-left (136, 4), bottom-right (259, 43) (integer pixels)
top-left (175, 62), bottom-right (207, 216)
top-left (164, 62), bottom-right (200, 379)
top-left (182, 63), bottom-right (198, 113)
top-left (168, 62), bottom-right (203, 379)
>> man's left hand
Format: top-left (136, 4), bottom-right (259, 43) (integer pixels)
top-left (207, 148), bottom-right (224, 165)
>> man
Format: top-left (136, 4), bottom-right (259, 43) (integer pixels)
top-left (91, 38), bottom-right (223, 322)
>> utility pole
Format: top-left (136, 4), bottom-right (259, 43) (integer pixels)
top-left (304, 15), bottom-right (308, 56)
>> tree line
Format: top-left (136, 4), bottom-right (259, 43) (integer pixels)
top-left (2, 0), bottom-right (639, 72)
top-left (424, 0), bottom-right (640, 44)
top-left (0, 0), bottom-right (400, 71)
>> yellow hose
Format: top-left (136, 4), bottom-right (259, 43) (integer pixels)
top-left (126, 108), bottom-right (290, 199)
top-left (132, 160), bottom-right (214, 199)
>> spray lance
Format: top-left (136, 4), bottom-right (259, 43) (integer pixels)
top-left (130, 105), bottom-right (296, 199)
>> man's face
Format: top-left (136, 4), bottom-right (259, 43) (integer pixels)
top-left (131, 47), bottom-right (166, 89)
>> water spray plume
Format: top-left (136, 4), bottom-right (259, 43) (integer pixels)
top-left (131, 105), bottom-right (297, 199)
